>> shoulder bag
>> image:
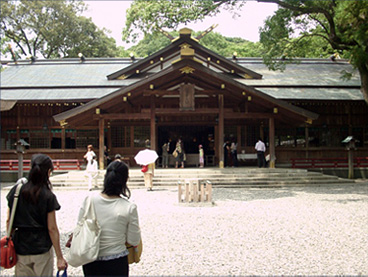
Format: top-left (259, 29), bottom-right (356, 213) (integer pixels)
top-left (66, 195), bottom-right (101, 267)
top-left (0, 178), bottom-right (26, 269)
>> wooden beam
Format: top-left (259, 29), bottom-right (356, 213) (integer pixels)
top-left (224, 112), bottom-right (276, 119)
top-left (93, 113), bottom-right (151, 120)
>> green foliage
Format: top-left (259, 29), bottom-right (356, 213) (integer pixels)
top-left (258, 0), bottom-right (368, 102)
top-left (119, 30), bottom-right (263, 58)
top-left (122, 0), bottom-right (242, 43)
top-left (128, 33), bottom-right (172, 57)
top-left (0, 0), bottom-right (118, 59)
top-left (200, 32), bottom-right (263, 57)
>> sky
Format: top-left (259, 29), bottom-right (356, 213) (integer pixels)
top-left (82, 1), bottom-right (278, 48)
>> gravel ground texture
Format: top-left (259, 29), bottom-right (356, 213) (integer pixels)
top-left (1, 183), bottom-right (368, 276)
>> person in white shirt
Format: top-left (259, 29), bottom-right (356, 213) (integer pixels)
top-left (255, 138), bottom-right (267, 168)
top-left (83, 144), bottom-right (96, 165)
top-left (80, 161), bottom-right (141, 276)
top-left (86, 155), bottom-right (98, 191)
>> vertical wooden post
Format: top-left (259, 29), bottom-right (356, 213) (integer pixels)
top-left (17, 105), bottom-right (21, 141)
top-left (99, 118), bottom-right (104, 170)
top-left (207, 183), bottom-right (212, 202)
top-left (61, 126), bottom-right (66, 151)
top-left (260, 122), bottom-right (264, 141)
top-left (185, 182), bottom-right (190, 202)
top-left (305, 124), bottom-right (309, 159)
top-left (178, 183), bottom-right (182, 202)
top-left (107, 122), bottom-right (112, 156)
top-left (150, 95), bottom-right (156, 151)
top-left (348, 149), bottom-right (354, 179)
top-left (269, 117), bottom-right (276, 168)
top-left (218, 94), bottom-right (224, 168)
top-left (200, 183), bottom-right (205, 202)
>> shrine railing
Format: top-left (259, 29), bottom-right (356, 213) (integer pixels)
top-left (291, 157), bottom-right (368, 168)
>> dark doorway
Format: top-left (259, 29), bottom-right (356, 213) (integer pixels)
top-left (158, 126), bottom-right (215, 155)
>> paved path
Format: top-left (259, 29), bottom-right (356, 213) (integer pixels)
top-left (1, 183), bottom-right (368, 276)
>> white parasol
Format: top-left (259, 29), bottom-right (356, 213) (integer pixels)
top-left (134, 149), bottom-right (158, 166)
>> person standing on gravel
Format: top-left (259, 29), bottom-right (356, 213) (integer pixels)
top-left (80, 160), bottom-right (141, 276)
top-left (255, 138), bottom-right (267, 168)
top-left (6, 154), bottom-right (68, 276)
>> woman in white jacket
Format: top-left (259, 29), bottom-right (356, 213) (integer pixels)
top-left (81, 160), bottom-right (141, 276)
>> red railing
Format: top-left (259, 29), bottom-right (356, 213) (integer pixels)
top-left (291, 157), bottom-right (368, 168)
top-left (0, 159), bottom-right (84, 171)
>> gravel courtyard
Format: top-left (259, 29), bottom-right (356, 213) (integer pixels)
top-left (1, 183), bottom-right (367, 276)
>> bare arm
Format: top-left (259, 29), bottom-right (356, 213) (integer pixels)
top-left (6, 208), bottom-right (10, 233)
top-left (47, 211), bottom-right (67, 270)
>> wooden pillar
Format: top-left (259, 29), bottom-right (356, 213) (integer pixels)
top-left (150, 95), bottom-right (156, 151)
top-left (305, 125), bottom-right (309, 159)
top-left (269, 117), bottom-right (276, 168)
top-left (17, 105), bottom-right (21, 141)
top-left (99, 118), bottom-right (105, 169)
top-left (218, 94), bottom-right (224, 168)
top-left (260, 122), bottom-right (264, 140)
top-left (106, 121), bottom-right (112, 157)
top-left (61, 126), bottom-right (66, 150)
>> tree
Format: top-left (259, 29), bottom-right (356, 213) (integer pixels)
top-left (259, 0), bottom-right (368, 103)
top-left (123, 30), bottom-right (263, 58)
top-left (122, 0), bottom-right (242, 43)
top-left (123, 0), bottom-right (368, 104)
top-left (0, 0), bottom-right (118, 59)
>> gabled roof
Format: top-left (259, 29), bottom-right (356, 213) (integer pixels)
top-left (107, 29), bottom-right (262, 81)
top-left (53, 55), bottom-right (318, 126)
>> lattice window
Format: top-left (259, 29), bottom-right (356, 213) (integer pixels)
top-left (2, 129), bottom-right (17, 150)
top-left (364, 127), bottom-right (368, 146)
top-left (275, 128), bottom-right (295, 147)
top-left (240, 126), bottom-right (246, 147)
top-left (29, 129), bottom-right (50, 149)
top-left (134, 126), bottom-right (150, 147)
top-left (51, 129), bottom-right (62, 149)
top-left (66, 129), bottom-right (76, 149)
top-left (224, 126), bottom-right (237, 141)
top-left (246, 126), bottom-right (257, 147)
top-left (111, 126), bottom-right (131, 147)
top-left (76, 129), bottom-right (98, 149)
top-left (352, 127), bottom-right (363, 147)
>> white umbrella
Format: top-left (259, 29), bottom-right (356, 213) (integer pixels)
top-left (134, 149), bottom-right (158, 166)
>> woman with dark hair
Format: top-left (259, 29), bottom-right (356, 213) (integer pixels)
top-left (6, 154), bottom-right (67, 276)
top-left (81, 160), bottom-right (141, 276)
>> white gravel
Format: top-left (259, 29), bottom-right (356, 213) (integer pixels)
top-left (1, 184), bottom-right (368, 276)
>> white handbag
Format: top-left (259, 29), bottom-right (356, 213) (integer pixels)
top-left (66, 195), bottom-right (101, 267)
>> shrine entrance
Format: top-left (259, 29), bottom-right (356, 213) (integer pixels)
top-left (158, 126), bottom-right (215, 155)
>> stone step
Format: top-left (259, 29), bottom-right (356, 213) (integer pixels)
top-left (50, 167), bottom-right (355, 188)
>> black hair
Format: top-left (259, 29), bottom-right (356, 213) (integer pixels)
top-left (22, 154), bottom-right (54, 204)
top-left (102, 160), bottom-right (130, 198)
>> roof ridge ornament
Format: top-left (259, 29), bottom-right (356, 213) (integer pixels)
top-left (159, 25), bottom-right (218, 43)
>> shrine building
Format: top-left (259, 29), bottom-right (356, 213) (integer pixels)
top-left (1, 28), bottom-right (367, 169)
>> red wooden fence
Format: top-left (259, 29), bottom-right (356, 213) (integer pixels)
top-left (291, 157), bottom-right (368, 168)
top-left (0, 159), bottom-right (84, 171)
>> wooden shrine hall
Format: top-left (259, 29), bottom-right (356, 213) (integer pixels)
top-left (1, 28), bottom-right (367, 169)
